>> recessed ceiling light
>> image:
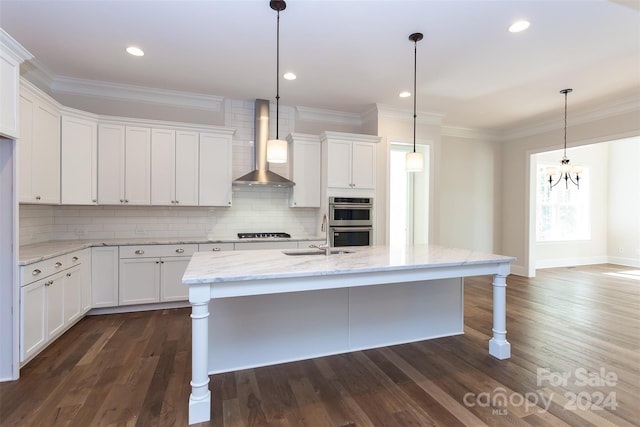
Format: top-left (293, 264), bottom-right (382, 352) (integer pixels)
top-left (399, 91), bottom-right (411, 98)
top-left (126, 46), bottom-right (144, 57)
top-left (508, 20), bottom-right (530, 33)
top-left (283, 72), bottom-right (296, 80)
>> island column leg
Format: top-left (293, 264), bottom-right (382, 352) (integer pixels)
top-left (489, 263), bottom-right (511, 359)
top-left (189, 283), bottom-right (211, 424)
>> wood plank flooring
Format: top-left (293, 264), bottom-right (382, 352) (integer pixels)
top-left (1, 264), bottom-right (638, 426)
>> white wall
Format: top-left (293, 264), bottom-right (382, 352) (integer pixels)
top-left (607, 137), bottom-right (640, 267)
top-left (438, 133), bottom-right (502, 253)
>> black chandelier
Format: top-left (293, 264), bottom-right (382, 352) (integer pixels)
top-left (546, 88), bottom-right (581, 190)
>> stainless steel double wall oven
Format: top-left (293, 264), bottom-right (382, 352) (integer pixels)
top-left (328, 196), bottom-right (373, 247)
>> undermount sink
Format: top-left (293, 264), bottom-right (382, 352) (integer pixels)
top-left (282, 249), bottom-right (354, 256)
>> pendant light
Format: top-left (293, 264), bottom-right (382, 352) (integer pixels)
top-left (266, 0), bottom-right (288, 164)
top-left (545, 88), bottom-right (581, 190)
top-left (406, 32), bottom-right (424, 172)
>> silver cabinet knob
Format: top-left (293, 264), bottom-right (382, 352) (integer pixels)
top-left (72, 256), bottom-right (79, 262)
top-left (92, 199), bottom-right (97, 203)
top-left (212, 247), bottom-right (221, 252)
top-left (67, 273), bottom-right (71, 277)
top-left (32, 269), bottom-right (41, 276)
top-left (35, 196), bottom-right (41, 200)
top-left (175, 248), bottom-right (185, 253)
top-left (120, 199), bottom-right (124, 203)
top-left (54, 262), bottom-right (63, 268)
top-left (134, 249), bottom-right (144, 255)
top-left (124, 199), bottom-right (129, 203)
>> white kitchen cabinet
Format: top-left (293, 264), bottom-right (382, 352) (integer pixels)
top-left (91, 246), bottom-right (119, 308)
top-left (199, 132), bottom-right (232, 206)
top-left (19, 253), bottom-right (86, 364)
top-left (18, 82), bottom-right (61, 204)
top-left (322, 132), bottom-right (379, 191)
top-left (78, 249), bottom-right (92, 314)
top-left (151, 129), bottom-right (199, 206)
top-left (118, 244), bottom-right (197, 305)
top-left (0, 30), bottom-right (32, 138)
top-left (287, 133), bottom-right (321, 208)
top-left (61, 111), bottom-right (98, 204)
top-left (97, 123), bottom-right (151, 205)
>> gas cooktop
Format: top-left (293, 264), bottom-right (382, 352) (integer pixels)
top-left (237, 232), bottom-right (291, 239)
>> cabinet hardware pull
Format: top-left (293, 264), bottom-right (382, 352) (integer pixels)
top-left (175, 200), bottom-right (179, 204)
top-left (72, 257), bottom-right (78, 262)
top-left (32, 269), bottom-right (41, 275)
top-left (125, 199), bottom-right (129, 203)
top-left (212, 247), bottom-right (221, 252)
top-left (156, 261), bottom-right (160, 264)
top-left (92, 199), bottom-right (97, 203)
top-left (67, 273), bottom-right (71, 277)
top-left (161, 261), bottom-right (164, 264)
top-left (55, 262), bottom-right (63, 268)
top-left (175, 248), bottom-right (184, 253)
top-left (35, 196), bottom-right (41, 200)
top-left (45, 280), bottom-right (52, 286)
top-left (134, 249), bottom-right (144, 255)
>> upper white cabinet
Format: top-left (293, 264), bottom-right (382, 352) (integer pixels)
top-left (0, 29), bottom-right (32, 139)
top-left (98, 123), bottom-right (151, 205)
top-left (18, 81), bottom-right (61, 204)
top-left (61, 110), bottom-right (98, 204)
top-left (287, 133), bottom-right (321, 208)
top-left (199, 131), bottom-right (233, 206)
top-left (151, 129), bottom-right (199, 206)
top-left (322, 132), bottom-right (379, 191)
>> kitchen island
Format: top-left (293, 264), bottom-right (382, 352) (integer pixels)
top-left (182, 244), bottom-right (515, 424)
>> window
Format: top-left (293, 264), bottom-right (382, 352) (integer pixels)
top-left (536, 164), bottom-right (590, 242)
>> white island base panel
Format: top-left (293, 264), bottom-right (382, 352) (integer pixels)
top-left (208, 278), bottom-right (463, 373)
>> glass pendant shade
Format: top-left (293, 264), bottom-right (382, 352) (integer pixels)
top-left (267, 138), bottom-right (288, 163)
top-left (406, 151), bottom-right (424, 172)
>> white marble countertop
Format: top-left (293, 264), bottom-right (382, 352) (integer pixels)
top-left (183, 244), bottom-right (516, 284)
top-left (18, 236), bottom-right (324, 265)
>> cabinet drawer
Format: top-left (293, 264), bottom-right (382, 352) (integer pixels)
top-left (198, 243), bottom-right (234, 252)
top-left (119, 244), bottom-right (198, 259)
top-left (66, 248), bottom-right (89, 267)
top-left (22, 255), bottom-right (66, 286)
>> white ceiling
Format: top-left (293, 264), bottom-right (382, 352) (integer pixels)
top-left (1, 0), bottom-right (639, 131)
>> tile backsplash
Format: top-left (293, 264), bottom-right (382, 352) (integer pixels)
top-left (19, 187), bottom-right (319, 245)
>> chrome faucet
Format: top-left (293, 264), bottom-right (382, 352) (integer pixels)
top-left (317, 213), bottom-right (330, 255)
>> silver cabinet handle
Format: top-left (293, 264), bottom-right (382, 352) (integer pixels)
top-left (175, 248), bottom-right (184, 253)
top-left (35, 196), bottom-right (41, 200)
top-left (67, 273), bottom-right (71, 277)
top-left (32, 269), bottom-right (41, 276)
top-left (124, 199), bottom-right (129, 203)
top-left (45, 280), bottom-right (52, 287)
top-left (212, 247), bottom-right (221, 252)
top-left (120, 199), bottom-right (124, 203)
top-left (92, 199), bottom-right (97, 203)
top-left (72, 256), bottom-right (79, 262)
top-left (55, 262), bottom-right (63, 268)
top-left (134, 249), bottom-right (144, 255)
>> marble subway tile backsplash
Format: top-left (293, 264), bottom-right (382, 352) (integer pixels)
top-left (19, 187), bottom-right (318, 245)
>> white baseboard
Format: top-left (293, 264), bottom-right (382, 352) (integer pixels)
top-left (87, 300), bottom-right (190, 316)
top-left (536, 256), bottom-right (609, 270)
top-left (606, 256), bottom-right (640, 268)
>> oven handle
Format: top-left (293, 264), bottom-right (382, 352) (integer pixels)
top-left (330, 204), bottom-right (372, 209)
top-left (330, 226), bottom-right (373, 232)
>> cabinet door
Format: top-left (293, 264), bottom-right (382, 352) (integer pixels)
top-left (63, 267), bottom-right (82, 324)
top-left (31, 101), bottom-right (60, 204)
top-left (91, 247), bottom-right (119, 308)
top-left (80, 251), bottom-right (92, 314)
top-left (61, 115), bottom-right (98, 204)
top-left (175, 131), bottom-right (199, 206)
top-left (98, 124), bottom-right (125, 204)
top-left (199, 133), bottom-right (232, 206)
top-left (0, 48), bottom-right (21, 138)
top-left (151, 128), bottom-right (176, 206)
top-left (290, 140), bottom-right (321, 207)
top-left (124, 126), bottom-right (151, 205)
top-left (160, 257), bottom-right (191, 302)
top-left (351, 141), bottom-right (376, 189)
top-left (46, 274), bottom-right (65, 340)
top-left (18, 94), bottom-right (33, 202)
top-left (20, 279), bottom-right (46, 362)
top-left (119, 258), bottom-right (160, 305)
top-left (327, 140), bottom-right (352, 188)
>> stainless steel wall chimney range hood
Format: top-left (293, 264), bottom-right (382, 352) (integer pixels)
top-left (233, 99), bottom-right (295, 187)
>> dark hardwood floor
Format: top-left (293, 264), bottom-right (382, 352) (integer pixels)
top-left (1, 264), bottom-right (638, 426)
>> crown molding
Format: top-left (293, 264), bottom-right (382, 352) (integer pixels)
top-left (501, 96), bottom-right (640, 141)
top-left (374, 103), bottom-right (444, 126)
top-left (296, 105), bottom-right (362, 127)
top-left (50, 76), bottom-right (223, 112)
top-left (320, 131), bottom-right (381, 144)
top-left (441, 125), bottom-right (502, 141)
top-left (0, 28), bottom-right (33, 62)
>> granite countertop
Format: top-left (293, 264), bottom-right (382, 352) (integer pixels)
top-left (19, 236), bottom-right (325, 265)
top-left (183, 244), bottom-right (516, 285)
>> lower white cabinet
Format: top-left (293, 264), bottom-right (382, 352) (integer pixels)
top-left (118, 244), bottom-right (197, 305)
top-left (91, 246), bottom-right (119, 308)
top-left (19, 250), bottom-right (89, 364)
